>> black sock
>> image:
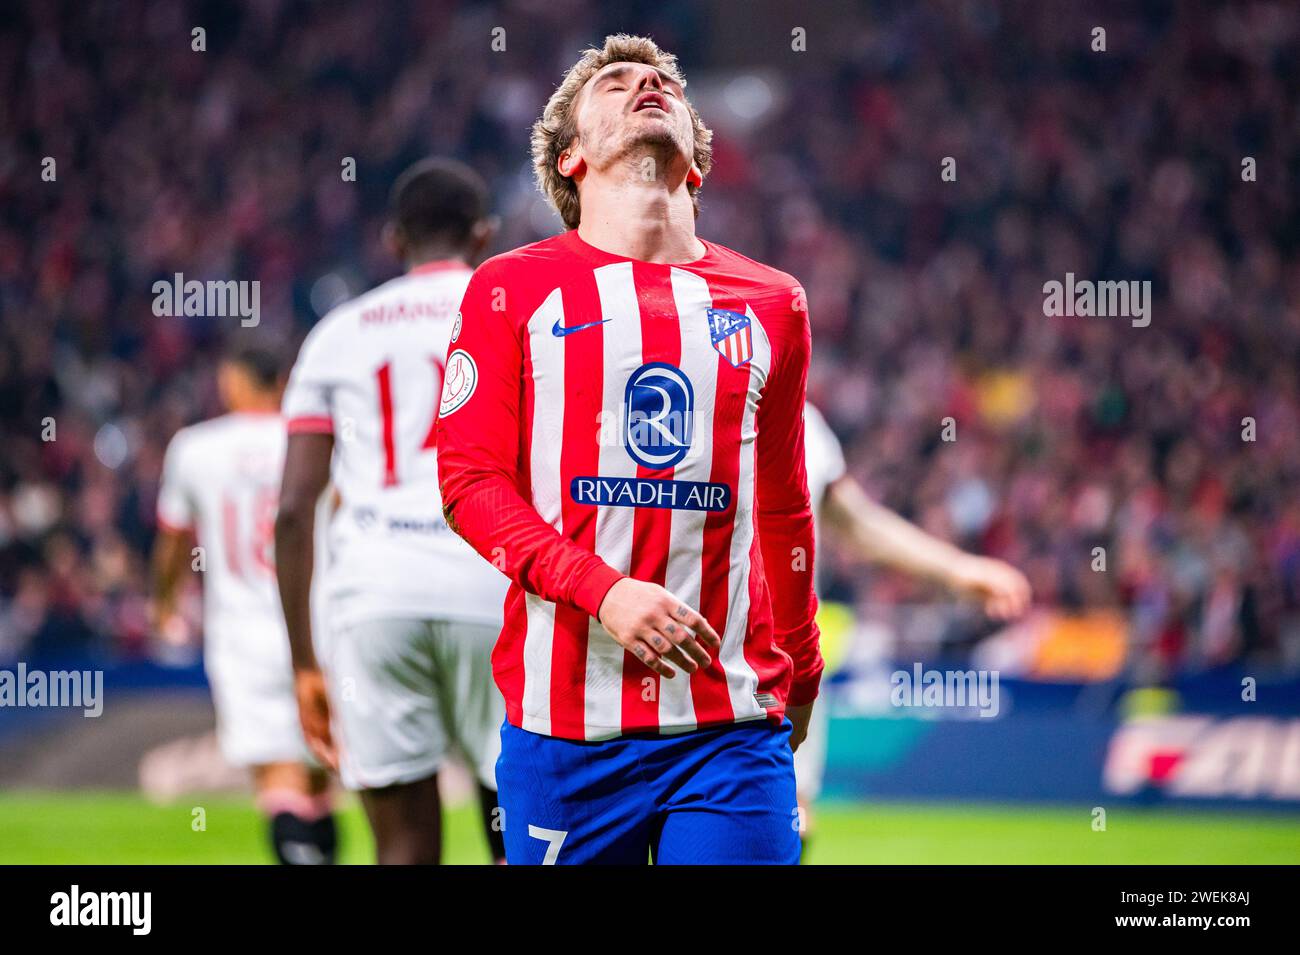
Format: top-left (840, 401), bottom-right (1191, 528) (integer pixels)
top-left (270, 812), bottom-right (338, 865)
top-left (478, 784), bottom-right (506, 862)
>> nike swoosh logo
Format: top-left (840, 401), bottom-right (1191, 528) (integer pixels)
top-left (552, 317), bottom-right (611, 337)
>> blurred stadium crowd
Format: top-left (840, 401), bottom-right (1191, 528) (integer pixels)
top-left (2, 1), bottom-right (1297, 677)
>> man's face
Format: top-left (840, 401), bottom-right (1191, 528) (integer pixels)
top-left (570, 61), bottom-right (695, 173)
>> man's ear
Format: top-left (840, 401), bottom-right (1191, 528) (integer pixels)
top-left (382, 221), bottom-right (403, 261)
top-left (686, 163), bottom-right (703, 188)
top-left (468, 216), bottom-right (499, 265)
top-left (558, 147), bottom-right (586, 180)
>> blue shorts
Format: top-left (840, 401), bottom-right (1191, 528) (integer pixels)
top-left (496, 717), bottom-right (800, 865)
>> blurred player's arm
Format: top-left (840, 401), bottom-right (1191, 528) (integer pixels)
top-left (756, 303), bottom-right (822, 750)
top-left (275, 432), bottom-right (332, 671)
top-left (821, 477), bottom-right (1031, 620)
top-left (276, 332), bottom-right (341, 770)
top-left (274, 431), bottom-right (336, 769)
top-left (151, 433), bottom-right (195, 640)
top-left (149, 525), bottom-right (192, 638)
top-left (435, 265), bottom-right (719, 678)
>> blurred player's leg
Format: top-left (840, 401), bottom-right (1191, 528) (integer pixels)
top-left (324, 616), bottom-right (449, 864)
top-left (477, 783), bottom-right (506, 864)
top-left (793, 699), bottom-right (829, 855)
top-left (208, 624), bottom-right (336, 864)
top-left (358, 776), bottom-right (442, 865)
top-left (431, 620), bottom-right (506, 864)
top-left (255, 762), bottom-right (336, 865)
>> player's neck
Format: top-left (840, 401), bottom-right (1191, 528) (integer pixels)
top-left (404, 244), bottom-right (469, 272)
top-left (230, 398), bottom-right (280, 415)
top-left (576, 174), bottom-right (704, 264)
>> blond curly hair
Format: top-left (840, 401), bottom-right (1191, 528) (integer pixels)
top-left (531, 34), bottom-right (714, 230)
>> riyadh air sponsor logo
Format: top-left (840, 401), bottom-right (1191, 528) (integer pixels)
top-left (570, 476), bottom-right (731, 512)
top-left (575, 363), bottom-right (731, 511)
top-left (438, 349), bottom-right (477, 417)
top-left (551, 316), bottom-right (610, 337)
top-left (1103, 715), bottom-right (1300, 801)
top-left (623, 362), bottom-right (693, 468)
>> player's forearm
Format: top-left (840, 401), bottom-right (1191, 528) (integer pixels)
top-left (440, 474), bottom-right (624, 618)
top-left (150, 530), bottom-right (190, 616)
top-left (276, 433), bottom-right (333, 670)
top-left (825, 478), bottom-right (969, 587)
top-left (273, 503), bottom-right (318, 670)
top-left (757, 504), bottom-right (823, 705)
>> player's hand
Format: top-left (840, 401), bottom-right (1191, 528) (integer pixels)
top-left (148, 602), bottom-right (191, 647)
top-left (949, 554), bottom-right (1032, 621)
top-left (294, 667), bottom-right (339, 771)
top-left (596, 578), bottom-right (721, 679)
top-left (787, 702), bottom-right (814, 752)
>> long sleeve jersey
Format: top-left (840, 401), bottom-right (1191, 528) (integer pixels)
top-left (436, 228), bottom-right (821, 741)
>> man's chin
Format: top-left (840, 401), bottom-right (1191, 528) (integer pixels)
top-left (620, 123), bottom-right (687, 157)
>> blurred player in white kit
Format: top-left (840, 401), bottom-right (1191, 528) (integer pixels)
top-left (274, 158), bottom-right (508, 864)
top-left (152, 344), bottom-right (337, 864)
top-left (795, 402), bottom-right (1032, 851)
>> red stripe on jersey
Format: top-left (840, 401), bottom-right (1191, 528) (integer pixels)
top-left (742, 509), bottom-right (786, 710)
top-left (494, 332), bottom-right (535, 730)
top-left (286, 415), bottom-right (334, 435)
top-left (621, 263), bottom-right (679, 728)
top-left (375, 363), bottom-right (398, 487)
top-left (551, 273), bottom-right (606, 738)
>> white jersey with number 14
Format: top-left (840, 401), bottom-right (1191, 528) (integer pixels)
top-left (282, 261), bottom-right (509, 628)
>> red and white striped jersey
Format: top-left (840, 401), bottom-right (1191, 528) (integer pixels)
top-left (436, 230), bottom-right (822, 741)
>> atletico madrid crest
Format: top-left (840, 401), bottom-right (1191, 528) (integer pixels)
top-left (707, 307), bottom-right (753, 368)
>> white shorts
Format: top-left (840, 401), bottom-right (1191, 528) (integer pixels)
top-left (322, 617), bottom-right (503, 792)
top-left (793, 698), bottom-right (829, 801)
top-left (206, 622), bottom-right (309, 768)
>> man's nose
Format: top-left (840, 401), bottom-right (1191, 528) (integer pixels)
top-left (634, 68), bottom-right (664, 91)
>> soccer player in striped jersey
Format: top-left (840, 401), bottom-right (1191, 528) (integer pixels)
top-left (152, 344), bottom-right (337, 864)
top-left (275, 159), bottom-right (508, 864)
top-left (795, 402), bottom-right (1032, 846)
top-left (436, 35), bottom-right (819, 864)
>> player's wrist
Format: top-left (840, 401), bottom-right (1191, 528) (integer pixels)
top-left (942, 551), bottom-right (982, 591)
top-left (580, 565), bottom-right (628, 623)
top-left (787, 653), bottom-right (825, 706)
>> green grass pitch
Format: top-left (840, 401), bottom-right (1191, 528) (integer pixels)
top-left (1, 792), bottom-right (1297, 863)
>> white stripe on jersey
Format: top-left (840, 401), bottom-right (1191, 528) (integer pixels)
top-left (718, 304), bottom-right (772, 724)
top-left (585, 262), bottom-right (641, 737)
top-left (521, 286), bottom-right (568, 735)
